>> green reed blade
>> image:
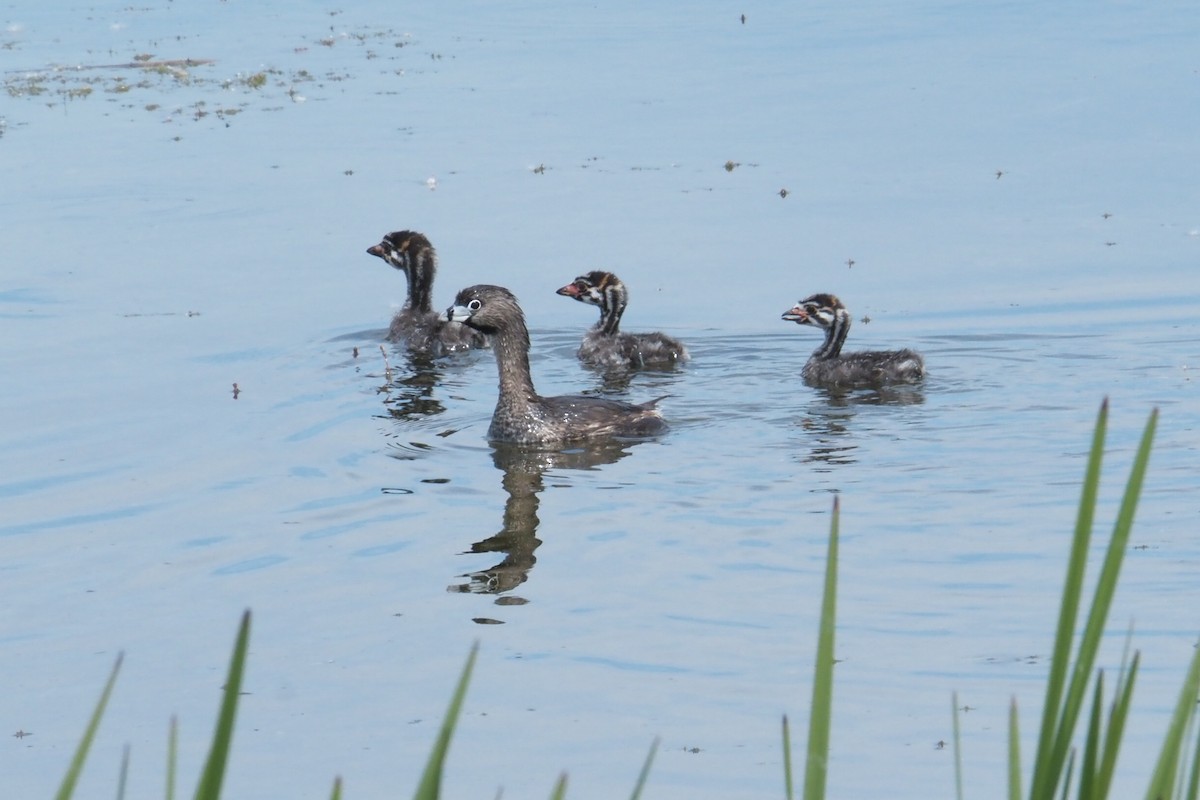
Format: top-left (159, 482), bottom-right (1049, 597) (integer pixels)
top-left (1031, 400), bottom-right (1108, 797)
top-left (951, 692), bottom-right (964, 800)
top-left (1145, 638), bottom-right (1200, 800)
top-left (329, 775), bottom-right (343, 800)
top-left (1078, 671), bottom-right (1104, 799)
top-left (413, 642), bottom-right (479, 800)
top-left (1031, 405), bottom-right (1156, 799)
top-left (1058, 408), bottom-right (1156, 738)
top-left (115, 743), bottom-right (130, 800)
top-left (628, 737), bottom-right (659, 800)
top-left (1097, 649), bottom-right (1138, 798)
top-left (1185, 697), bottom-right (1200, 800)
top-left (55, 652), bottom-right (123, 800)
top-left (782, 714), bottom-right (794, 800)
top-left (166, 715), bottom-right (178, 800)
top-left (193, 609), bottom-right (252, 800)
top-left (1062, 408), bottom-right (1155, 797)
top-left (1008, 699), bottom-right (1021, 800)
top-left (803, 497), bottom-right (839, 800)
top-left (547, 773), bottom-right (568, 800)
top-left (1059, 749), bottom-right (1075, 800)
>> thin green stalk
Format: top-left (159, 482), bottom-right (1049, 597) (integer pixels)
top-left (1030, 400), bottom-right (1108, 797)
top-left (782, 715), bottom-right (794, 800)
top-left (1060, 750), bottom-right (1075, 800)
top-left (547, 773), bottom-right (568, 800)
top-left (1048, 409), bottom-right (1156, 777)
top-left (1008, 699), bottom-right (1021, 800)
top-left (951, 692), bottom-right (964, 800)
top-left (115, 744), bottom-right (130, 800)
top-left (166, 716), bottom-right (178, 800)
top-left (1078, 672), bottom-right (1105, 799)
top-left (1185, 700), bottom-right (1200, 800)
top-left (1145, 638), bottom-right (1200, 800)
top-left (413, 642), bottom-right (479, 800)
top-left (55, 652), bottom-right (123, 800)
top-left (193, 609), bottom-right (252, 800)
top-left (1094, 650), bottom-right (1139, 797)
top-left (803, 496), bottom-right (839, 800)
top-left (628, 738), bottom-right (658, 800)
top-left (330, 776), bottom-right (343, 800)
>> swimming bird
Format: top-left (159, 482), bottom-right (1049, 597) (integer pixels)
top-left (556, 271), bottom-right (688, 370)
top-left (782, 293), bottom-right (924, 388)
top-left (443, 284), bottom-right (668, 443)
top-left (366, 230), bottom-right (486, 354)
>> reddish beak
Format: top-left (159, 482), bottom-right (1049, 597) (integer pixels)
top-left (781, 305), bottom-right (808, 322)
top-left (556, 283), bottom-right (581, 298)
top-left (366, 243), bottom-right (385, 257)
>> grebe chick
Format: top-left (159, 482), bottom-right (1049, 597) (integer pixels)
top-left (443, 285), bottom-right (668, 444)
top-left (782, 293), bottom-right (924, 388)
top-left (366, 230), bottom-right (487, 355)
top-left (556, 271), bottom-right (688, 370)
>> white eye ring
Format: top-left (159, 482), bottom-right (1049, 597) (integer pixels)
top-left (467, 299), bottom-right (482, 311)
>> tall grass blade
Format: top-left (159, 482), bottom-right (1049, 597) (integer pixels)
top-left (55, 652), bottom-right (123, 800)
top-left (115, 744), bottom-right (130, 800)
top-left (547, 773), bottom-right (567, 800)
top-left (951, 692), bottom-right (964, 800)
top-left (330, 776), bottom-right (343, 800)
top-left (628, 738), bottom-right (659, 800)
top-left (1029, 404), bottom-right (1157, 799)
top-left (1145, 638), bottom-right (1200, 800)
top-left (1185, 701), bottom-right (1200, 800)
top-left (1052, 408), bottom-right (1156, 753)
top-left (166, 715), bottom-right (178, 800)
top-left (1078, 671), bottom-right (1105, 799)
top-left (782, 715), bottom-right (794, 800)
top-left (1008, 699), bottom-right (1021, 800)
top-left (413, 642), bottom-right (479, 800)
top-left (1060, 749), bottom-right (1075, 800)
top-left (1031, 400), bottom-right (1108, 797)
top-left (193, 609), bottom-right (252, 800)
top-left (1094, 650), bottom-right (1139, 798)
top-left (803, 496), bottom-right (839, 800)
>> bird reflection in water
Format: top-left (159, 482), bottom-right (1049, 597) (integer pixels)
top-left (817, 384), bottom-right (925, 408)
top-left (795, 386), bottom-right (925, 467)
top-left (448, 439), bottom-right (638, 597)
top-left (377, 351), bottom-right (447, 422)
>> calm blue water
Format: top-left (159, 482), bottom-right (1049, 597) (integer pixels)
top-left (4, 2), bottom-right (1199, 797)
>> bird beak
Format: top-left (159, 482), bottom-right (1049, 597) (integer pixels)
top-left (781, 305), bottom-right (808, 323)
top-left (366, 243), bottom-right (385, 258)
top-left (556, 283), bottom-right (582, 298)
top-left (443, 303), bottom-right (472, 323)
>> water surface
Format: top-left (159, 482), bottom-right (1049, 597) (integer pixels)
top-left (4, 2), bottom-right (1199, 797)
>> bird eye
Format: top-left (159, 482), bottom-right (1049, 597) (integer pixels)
top-left (467, 299), bottom-right (482, 311)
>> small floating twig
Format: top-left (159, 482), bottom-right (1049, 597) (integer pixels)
top-left (379, 344), bottom-right (393, 382)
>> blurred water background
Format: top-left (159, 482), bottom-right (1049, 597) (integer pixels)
top-left (3, 1), bottom-right (1198, 797)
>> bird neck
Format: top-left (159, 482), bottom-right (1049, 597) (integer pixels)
top-left (491, 318), bottom-right (538, 406)
top-left (594, 283), bottom-right (627, 335)
top-left (813, 309), bottom-right (850, 360)
top-left (404, 249), bottom-right (436, 313)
